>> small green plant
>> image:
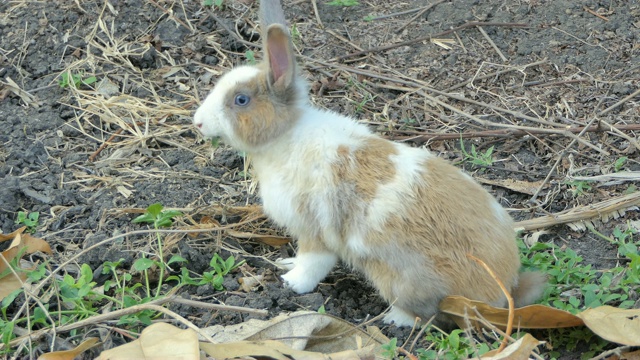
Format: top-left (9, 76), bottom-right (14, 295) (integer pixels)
top-left (317, 305), bottom-right (326, 314)
top-left (613, 156), bottom-right (628, 172)
top-left (291, 23), bottom-right (301, 45)
top-left (519, 234), bottom-right (640, 359)
top-left (459, 138), bottom-right (494, 167)
top-left (59, 72), bottom-right (97, 89)
top-left (202, 254), bottom-right (243, 290)
top-left (419, 329), bottom-right (493, 359)
top-left (245, 50), bottom-right (256, 65)
top-left (363, 14), bottom-right (375, 21)
top-left (15, 211), bottom-right (39, 233)
top-left (171, 253), bottom-right (243, 291)
top-left (203, 0), bottom-right (223, 8)
top-left (133, 203), bottom-right (183, 297)
top-left (327, 0), bottom-right (359, 6)
top-left (380, 337), bottom-right (398, 359)
top-left (564, 180), bottom-right (592, 197)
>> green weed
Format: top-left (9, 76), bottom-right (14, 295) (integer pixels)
top-left (327, 0), bottom-right (359, 6)
top-left (564, 180), bottom-right (592, 197)
top-left (380, 337), bottom-right (398, 359)
top-left (519, 232), bottom-right (640, 359)
top-left (59, 72), bottom-right (96, 89)
top-left (291, 23), bottom-right (301, 45)
top-left (418, 329), bottom-right (495, 359)
top-left (172, 254), bottom-right (243, 291)
top-left (459, 138), bottom-right (494, 167)
top-left (203, 0), bottom-right (223, 8)
top-left (245, 50), bottom-right (256, 65)
top-left (132, 203), bottom-right (183, 297)
top-left (613, 156), bottom-right (628, 172)
top-left (15, 211), bottom-right (39, 233)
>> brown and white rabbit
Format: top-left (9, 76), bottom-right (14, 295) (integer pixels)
top-left (193, 0), bottom-right (546, 326)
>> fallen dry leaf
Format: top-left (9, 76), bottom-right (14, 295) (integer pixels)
top-left (203, 310), bottom-right (389, 353)
top-left (477, 177), bottom-right (546, 196)
top-left (96, 323), bottom-right (199, 360)
top-left (577, 306), bottom-right (640, 346)
top-left (39, 338), bottom-right (100, 360)
top-left (226, 229), bottom-right (291, 246)
top-left (200, 340), bottom-right (377, 360)
top-left (439, 296), bottom-right (585, 329)
top-left (481, 333), bottom-right (541, 359)
top-left (0, 229), bottom-right (51, 300)
top-left (621, 350), bottom-right (640, 360)
top-left (0, 227), bottom-right (27, 242)
top-left (0, 273), bottom-right (26, 299)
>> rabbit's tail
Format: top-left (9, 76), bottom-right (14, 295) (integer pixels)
top-left (512, 271), bottom-right (547, 308)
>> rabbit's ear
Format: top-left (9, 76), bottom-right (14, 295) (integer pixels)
top-left (264, 24), bottom-right (295, 92)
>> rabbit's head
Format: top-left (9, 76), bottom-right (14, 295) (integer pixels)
top-left (194, 25), bottom-right (307, 152)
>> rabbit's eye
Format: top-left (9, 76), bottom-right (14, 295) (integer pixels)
top-left (234, 94), bottom-right (251, 107)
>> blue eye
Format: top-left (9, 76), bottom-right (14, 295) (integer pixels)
top-left (234, 94), bottom-right (250, 106)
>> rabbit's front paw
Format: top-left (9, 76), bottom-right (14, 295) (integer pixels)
top-left (383, 306), bottom-right (418, 327)
top-left (282, 267), bottom-right (318, 294)
top-left (279, 252), bottom-right (338, 294)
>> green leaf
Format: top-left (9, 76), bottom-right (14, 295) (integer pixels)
top-left (614, 156), bottom-right (628, 172)
top-left (212, 275), bottom-right (224, 290)
top-left (1, 289), bottom-right (23, 310)
top-left (133, 257), bottom-right (154, 271)
top-left (60, 285), bottom-right (79, 301)
top-left (80, 264), bottom-right (94, 284)
top-left (317, 305), bottom-right (326, 314)
top-left (83, 76), bottom-right (97, 85)
top-left (1, 320), bottom-right (15, 344)
top-left (146, 203), bottom-right (164, 217)
top-left (168, 255), bottom-right (187, 265)
top-left (132, 213), bottom-right (155, 224)
top-left (448, 329), bottom-right (460, 350)
top-left (225, 256), bottom-right (235, 271)
top-left (27, 263), bottom-right (47, 282)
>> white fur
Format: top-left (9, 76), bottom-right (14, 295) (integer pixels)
top-left (280, 251), bottom-right (338, 294)
top-left (491, 199), bottom-right (511, 225)
top-left (384, 306), bottom-right (418, 327)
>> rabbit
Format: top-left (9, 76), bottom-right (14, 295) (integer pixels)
top-left (193, 0), bottom-right (546, 327)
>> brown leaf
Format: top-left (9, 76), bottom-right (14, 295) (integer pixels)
top-left (577, 306), bottom-right (640, 346)
top-left (621, 350), bottom-right (640, 360)
top-left (200, 340), bottom-right (377, 360)
top-left (96, 323), bottom-right (199, 359)
top-left (20, 233), bottom-right (52, 254)
top-left (1, 230), bottom-right (51, 300)
top-left (480, 333), bottom-right (541, 359)
top-left (476, 177), bottom-right (546, 196)
top-left (439, 296), bottom-right (585, 329)
top-left (0, 227), bottom-right (26, 242)
top-left (0, 272), bottom-right (26, 299)
top-left (39, 338), bottom-right (100, 360)
top-left (226, 229), bottom-right (291, 247)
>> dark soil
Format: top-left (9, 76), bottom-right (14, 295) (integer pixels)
top-left (1, 0), bottom-right (638, 358)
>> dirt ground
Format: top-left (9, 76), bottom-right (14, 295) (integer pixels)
top-left (1, 0), bottom-right (639, 358)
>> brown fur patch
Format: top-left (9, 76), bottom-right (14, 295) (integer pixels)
top-left (333, 137), bottom-right (397, 201)
top-left (227, 70), bottom-right (300, 148)
top-left (364, 156), bottom-right (521, 317)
